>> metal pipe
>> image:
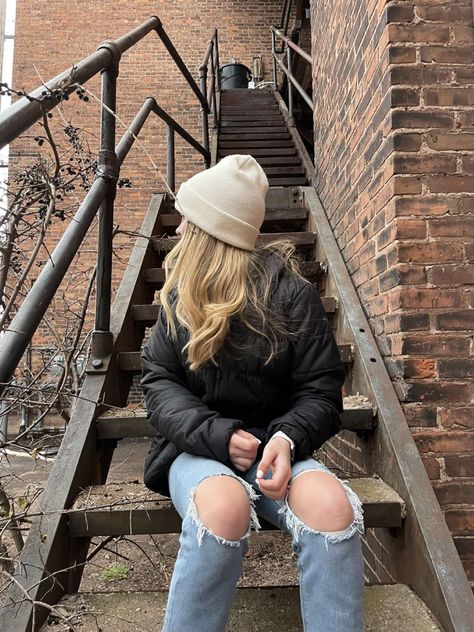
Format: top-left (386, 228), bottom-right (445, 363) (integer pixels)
top-left (214, 31), bottom-right (221, 92)
top-left (0, 178), bottom-right (108, 394)
top-left (0, 16), bottom-right (160, 149)
top-left (95, 64), bottom-right (118, 337)
top-left (287, 45), bottom-right (294, 123)
top-left (209, 47), bottom-right (218, 128)
top-left (275, 54), bottom-right (314, 110)
top-left (151, 101), bottom-right (209, 160)
top-left (155, 21), bottom-right (208, 110)
top-left (271, 25), bottom-right (312, 65)
top-left (166, 124), bottom-right (175, 192)
top-left (199, 65), bottom-right (210, 167)
top-left (271, 29), bottom-right (278, 90)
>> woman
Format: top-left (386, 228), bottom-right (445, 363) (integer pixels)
top-left (141, 154), bottom-right (365, 632)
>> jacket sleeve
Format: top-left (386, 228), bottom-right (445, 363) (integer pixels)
top-left (264, 282), bottom-right (346, 461)
top-left (140, 306), bottom-right (245, 464)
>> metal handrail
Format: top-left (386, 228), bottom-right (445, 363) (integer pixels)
top-left (0, 18), bottom-right (215, 397)
top-left (271, 25), bottom-right (314, 119)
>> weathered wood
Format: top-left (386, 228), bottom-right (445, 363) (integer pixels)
top-left (219, 139), bottom-right (295, 148)
top-left (267, 176), bottom-right (308, 186)
top-left (219, 148), bottom-right (297, 157)
top-left (0, 195), bottom-right (167, 632)
top-left (96, 398), bottom-right (376, 440)
top-left (152, 230), bottom-right (316, 253)
top-left (263, 166), bottom-right (305, 176)
top-left (132, 294), bottom-right (337, 326)
top-left (119, 343), bottom-right (353, 373)
top-left (219, 129), bottom-right (289, 138)
top-left (67, 477), bottom-right (405, 537)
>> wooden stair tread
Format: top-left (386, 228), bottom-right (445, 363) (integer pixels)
top-left (97, 396), bottom-right (376, 439)
top-left (157, 207), bottom-right (308, 228)
top-left (42, 585), bottom-right (442, 631)
top-left (132, 295), bottom-right (337, 325)
top-left (219, 148), bottom-right (297, 157)
top-left (151, 231), bottom-right (316, 253)
top-left (119, 343), bottom-right (354, 373)
top-left (144, 258), bottom-right (322, 287)
top-left (67, 476), bottom-right (404, 536)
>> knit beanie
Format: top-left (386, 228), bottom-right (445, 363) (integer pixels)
top-left (175, 154), bottom-right (269, 251)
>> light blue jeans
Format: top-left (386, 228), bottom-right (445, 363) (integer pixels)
top-left (162, 452), bottom-right (365, 632)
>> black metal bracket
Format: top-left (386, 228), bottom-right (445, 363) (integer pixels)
top-left (86, 330), bottom-right (114, 374)
top-left (96, 40), bottom-right (121, 76)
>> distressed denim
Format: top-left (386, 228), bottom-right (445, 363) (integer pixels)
top-left (162, 452), bottom-right (365, 632)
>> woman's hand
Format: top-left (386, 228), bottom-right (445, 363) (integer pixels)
top-left (255, 438), bottom-right (292, 500)
top-left (229, 429), bottom-right (261, 472)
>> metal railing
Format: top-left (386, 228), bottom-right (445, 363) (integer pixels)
top-left (0, 16), bottom-right (219, 397)
top-left (271, 24), bottom-right (313, 121)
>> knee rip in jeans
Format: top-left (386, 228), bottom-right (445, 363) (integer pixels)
top-left (187, 473), bottom-right (262, 548)
top-left (278, 467), bottom-right (365, 552)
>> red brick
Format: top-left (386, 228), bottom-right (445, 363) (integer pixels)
top-left (397, 334), bottom-right (470, 356)
top-left (452, 25), bottom-right (474, 45)
top-left (392, 288), bottom-right (467, 310)
top-left (424, 87), bottom-right (474, 107)
top-left (384, 313), bottom-right (430, 333)
top-left (403, 358), bottom-right (436, 379)
top-left (433, 481), bottom-right (474, 506)
top-left (428, 265), bottom-right (473, 285)
top-left (386, 4), bottom-right (415, 23)
top-left (392, 175), bottom-right (422, 194)
top-left (421, 456), bottom-right (441, 479)
top-left (435, 311), bottom-right (474, 331)
top-left (427, 132), bottom-right (474, 151)
top-left (392, 132), bottom-right (423, 152)
top-left (393, 154), bottom-right (457, 175)
top-left (388, 24), bottom-right (451, 44)
top-left (390, 85), bottom-right (420, 106)
top-left (403, 404), bottom-right (438, 428)
top-left (418, 5), bottom-right (472, 24)
top-left (445, 456), bottom-right (474, 477)
top-left (445, 509), bottom-right (474, 533)
top-left (428, 176), bottom-right (474, 193)
top-left (392, 110), bottom-right (454, 129)
top-left (395, 218), bottom-right (427, 239)
top-left (413, 431), bottom-right (474, 453)
top-left (456, 67), bottom-right (474, 85)
top-left (438, 358), bottom-right (474, 379)
top-left (388, 45), bottom-right (417, 64)
top-left (398, 242), bottom-right (464, 263)
top-left (429, 217), bottom-right (474, 237)
top-left (420, 45), bottom-right (474, 64)
top-left (439, 407), bottom-right (474, 429)
top-left (394, 196), bottom-right (458, 216)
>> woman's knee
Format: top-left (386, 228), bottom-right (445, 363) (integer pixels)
top-left (193, 475), bottom-right (251, 541)
top-left (287, 470), bottom-right (355, 532)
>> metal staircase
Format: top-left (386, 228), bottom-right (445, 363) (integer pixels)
top-left (0, 16), bottom-right (473, 632)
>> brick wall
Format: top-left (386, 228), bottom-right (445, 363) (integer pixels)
top-left (310, 0), bottom-right (473, 588)
top-left (9, 0), bottom-right (281, 373)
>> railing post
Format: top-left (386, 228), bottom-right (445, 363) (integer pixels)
top-left (210, 42), bottom-right (218, 128)
top-left (91, 42), bottom-right (121, 365)
top-left (166, 124), bottom-right (175, 192)
top-left (272, 29), bottom-right (278, 90)
top-left (214, 31), bottom-right (221, 91)
top-left (286, 43), bottom-right (294, 124)
top-left (199, 63), bottom-right (210, 168)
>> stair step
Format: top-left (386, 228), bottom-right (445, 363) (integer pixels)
top-left (152, 231), bottom-right (316, 253)
top-left (263, 166), bottom-right (305, 176)
top-left (219, 147), bottom-right (297, 157)
top-left (119, 343), bottom-right (354, 373)
top-left (268, 176), bottom-right (308, 186)
top-left (143, 257), bottom-right (321, 288)
top-left (157, 207), bottom-right (308, 230)
top-left (219, 128), bottom-right (289, 137)
top-left (221, 120), bottom-right (287, 128)
top-left (97, 396), bottom-right (376, 440)
top-left (132, 295), bottom-right (337, 327)
top-left (67, 476), bottom-right (405, 536)
top-left (42, 585), bottom-right (442, 631)
top-left (219, 140), bottom-right (295, 149)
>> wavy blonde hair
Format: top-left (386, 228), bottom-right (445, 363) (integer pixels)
top-left (159, 221), bottom-right (308, 371)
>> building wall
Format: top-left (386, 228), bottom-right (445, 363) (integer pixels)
top-left (310, 0), bottom-right (473, 588)
top-left (9, 0), bottom-right (282, 375)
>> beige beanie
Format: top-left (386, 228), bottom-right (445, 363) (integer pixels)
top-left (175, 154), bottom-right (269, 251)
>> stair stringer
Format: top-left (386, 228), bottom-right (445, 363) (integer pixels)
top-left (302, 185), bottom-right (474, 632)
top-left (0, 194), bottom-right (168, 632)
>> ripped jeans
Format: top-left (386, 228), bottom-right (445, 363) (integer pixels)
top-left (162, 452), bottom-right (365, 632)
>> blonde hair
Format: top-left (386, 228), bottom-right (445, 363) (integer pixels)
top-left (160, 221), bottom-right (308, 371)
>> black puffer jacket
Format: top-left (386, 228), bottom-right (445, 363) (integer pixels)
top-left (141, 250), bottom-right (346, 497)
